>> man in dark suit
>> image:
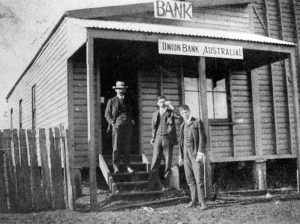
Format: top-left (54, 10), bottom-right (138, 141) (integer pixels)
top-left (105, 81), bottom-right (135, 174)
top-left (178, 104), bottom-right (207, 210)
top-left (150, 96), bottom-right (177, 188)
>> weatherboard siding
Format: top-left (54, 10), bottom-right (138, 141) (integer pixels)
top-left (7, 20), bottom-right (68, 130)
top-left (139, 63), bottom-right (182, 163)
top-left (231, 71), bottom-right (255, 157)
top-left (252, 0), bottom-right (297, 157)
top-left (71, 59), bottom-right (99, 168)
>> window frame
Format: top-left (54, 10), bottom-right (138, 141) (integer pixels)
top-left (32, 85), bottom-right (36, 129)
top-left (19, 99), bottom-right (22, 129)
top-left (10, 108), bottom-right (13, 130)
top-left (206, 72), bottom-right (231, 122)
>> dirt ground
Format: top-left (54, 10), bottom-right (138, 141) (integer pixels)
top-left (1, 190), bottom-right (300, 224)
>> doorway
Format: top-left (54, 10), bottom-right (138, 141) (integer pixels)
top-left (98, 40), bottom-right (140, 155)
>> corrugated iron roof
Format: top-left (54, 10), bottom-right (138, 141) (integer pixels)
top-left (68, 18), bottom-right (295, 46)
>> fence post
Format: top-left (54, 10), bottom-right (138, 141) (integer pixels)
top-left (12, 129), bottom-right (24, 212)
top-left (59, 125), bottom-right (68, 209)
top-left (39, 129), bottom-right (52, 210)
top-left (19, 129), bottom-right (33, 212)
top-left (60, 125), bottom-right (75, 210)
top-left (3, 130), bottom-right (17, 212)
top-left (27, 129), bottom-right (42, 211)
top-left (51, 128), bottom-right (65, 209)
top-left (0, 131), bottom-right (8, 212)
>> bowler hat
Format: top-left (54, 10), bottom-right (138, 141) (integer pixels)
top-left (113, 81), bottom-right (128, 89)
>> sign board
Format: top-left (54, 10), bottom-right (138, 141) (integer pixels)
top-left (154, 0), bottom-right (193, 20)
top-left (158, 39), bottom-right (244, 59)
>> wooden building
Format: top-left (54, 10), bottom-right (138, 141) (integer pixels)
top-left (6, 0), bottom-right (300, 196)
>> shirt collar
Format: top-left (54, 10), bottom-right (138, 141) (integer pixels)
top-left (185, 115), bottom-right (193, 126)
top-left (159, 107), bottom-right (167, 115)
top-left (117, 95), bottom-right (124, 99)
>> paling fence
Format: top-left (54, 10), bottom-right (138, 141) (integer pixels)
top-left (0, 127), bottom-right (74, 213)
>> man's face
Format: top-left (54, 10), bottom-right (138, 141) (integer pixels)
top-left (180, 109), bottom-right (191, 120)
top-left (157, 98), bottom-right (166, 108)
top-left (115, 88), bottom-right (126, 95)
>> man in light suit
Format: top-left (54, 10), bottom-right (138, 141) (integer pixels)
top-left (105, 81), bottom-right (135, 174)
top-left (150, 96), bottom-right (177, 188)
top-left (178, 104), bottom-right (207, 210)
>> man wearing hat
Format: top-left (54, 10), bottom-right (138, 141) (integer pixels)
top-left (105, 81), bottom-right (135, 174)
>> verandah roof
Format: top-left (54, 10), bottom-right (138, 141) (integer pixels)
top-left (68, 17), bottom-right (295, 47)
top-left (6, 17), bottom-right (296, 99)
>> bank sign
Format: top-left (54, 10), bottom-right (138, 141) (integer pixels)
top-left (154, 0), bottom-right (193, 20)
top-left (158, 40), bottom-right (244, 59)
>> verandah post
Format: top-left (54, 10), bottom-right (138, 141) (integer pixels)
top-left (250, 69), bottom-right (266, 190)
top-left (289, 50), bottom-right (300, 193)
top-left (198, 57), bottom-right (213, 198)
top-left (87, 31), bottom-right (97, 209)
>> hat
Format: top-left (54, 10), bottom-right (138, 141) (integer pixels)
top-left (113, 81), bottom-right (128, 89)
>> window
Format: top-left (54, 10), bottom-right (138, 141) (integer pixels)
top-left (10, 108), bottom-right (13, 129)
top-left (183, 58), bottom-right (231, 121)
top-left (184, 77), bottom-right (201, 118)
top-left (19, 99), bottom-right (22, 129)
top-left (207, 77), bottom-right (228, 119)
top-left (32, 85), bottom-right (36, 129)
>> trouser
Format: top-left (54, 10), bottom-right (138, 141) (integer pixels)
top-left (151, 136), bottom-right (173, 186)
top-left (112, 124), bottom-right (132, 171)
top-left (184, 146), bottom-right (205, 204)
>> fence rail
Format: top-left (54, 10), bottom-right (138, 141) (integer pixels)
top-left (0, 127), bottom-right (74, 213)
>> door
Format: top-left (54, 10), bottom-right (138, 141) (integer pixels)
top-left (100, 64), bottom-right (139, 155)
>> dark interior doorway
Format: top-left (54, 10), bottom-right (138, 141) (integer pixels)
top-left (97, 40), bottom-right (141, 155)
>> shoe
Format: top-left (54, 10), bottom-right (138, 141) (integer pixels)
top-left (127, 167), bottom-right (134, 173)
top-left (161, 186), bottom-right (170, 191)
top-left (200, 203), bottom-right (207, 210)
top-left (185, 201), bottom-right (196, 208)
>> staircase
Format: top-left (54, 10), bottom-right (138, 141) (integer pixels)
top-left (99, 154), bottom-right (163, 196)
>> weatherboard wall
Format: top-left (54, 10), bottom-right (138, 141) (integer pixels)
top-left (251, 0), bottom-right (297, 156)
top-left (7, 20), bottom-right (69, 130)
top-left (70, 55), bottom-right (99, 168)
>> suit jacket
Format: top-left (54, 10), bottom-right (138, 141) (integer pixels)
top-left (179, 117), bottom-right (207, 159)
top-left (105, 96), bottom-right (133, 132)
top-left (151, 109), bottom-right (178, 145)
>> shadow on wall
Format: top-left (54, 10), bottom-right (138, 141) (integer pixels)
top-left (212, 162), bottom-right (256, 192)
top-left (267, 159), bottom-right (297, 189)
top-left (210, 159), bottom-right (297, 192)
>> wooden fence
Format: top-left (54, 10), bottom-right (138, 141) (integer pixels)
top-left (0, 127), bottom-right (74, 213)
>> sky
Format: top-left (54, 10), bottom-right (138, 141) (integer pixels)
top-left (0, 0), bottom-right (152, 128)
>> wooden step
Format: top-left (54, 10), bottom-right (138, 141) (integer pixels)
top-left (110, 171), bottom-right (150, 182)
top-left (107, 162), bottom-right (149, 173)
top-left (103, 154), bottom-right (143, 163)
top-left (112, 181), bottom-right (149, 193)
top-left (111, 190), bottom-right (164, 198)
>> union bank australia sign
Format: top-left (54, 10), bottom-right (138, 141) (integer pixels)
top-left (154, 0), bottom-right (193, 20)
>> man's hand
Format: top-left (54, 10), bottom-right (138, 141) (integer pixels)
top-left (165, 101), bottom-right (174, 110)
top-left (178, 157), bottom-right (184, 166)
top-left (150, 138), bottom-right (155, 145)
top-left (196, 152), bottom-right (205, 163)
